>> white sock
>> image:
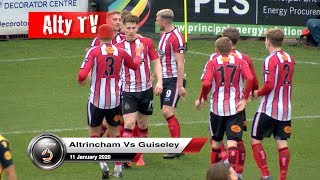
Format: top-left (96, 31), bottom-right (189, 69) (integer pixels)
top-left (262, 176), bottom-right (270, 179)
top-left (114, 164), bottom-right (122, 172)
top-left (99, 162), bottom-right (109, 171)
top-left (223, 159), bottom-right (229, 164)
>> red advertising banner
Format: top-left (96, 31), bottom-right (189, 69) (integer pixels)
top-left (28, 12), bottom-right (107, 38)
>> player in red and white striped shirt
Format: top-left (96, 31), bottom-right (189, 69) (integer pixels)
top-left (251, 29), bottom-right (295, 180)
top-left (77, 24), bottom-right (143, 179)
top-left (96, 11), bottom-right (143, 140)
top-left (195, 37), bottom-right (253, 173)
top-left (117, 14), bottom-right (163, 166)
top-left (89, 10), bottom-right (125, 48)
top-left (90, 11), bottom-right (132, 142)
top-left (221, 28), bottom-right (260, 178)
top-left (156, 9), bottom-right (187, 159)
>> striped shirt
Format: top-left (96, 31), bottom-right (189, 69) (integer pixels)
top-left (201, 55), bottom-right (253, 116)
top-left (256, 51), bottom-right (295, 121)
top-left (78, 43), bottom-right (140, 109)
top-left (90, 32), bottom-right (125, 47)
top-left (158, 28), bottom-right (185, 78)
top-left (202, 50), bottom-right (259, 93)
top-left (116, 37), bottom-right (159, 92)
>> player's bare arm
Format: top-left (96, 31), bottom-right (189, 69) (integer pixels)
top-left (150, 72), bottom-right (156, 83)
top-left (5, 164), bottom-right (17, 180)
top-left (194, 98), bottom-right (206, 110)
top-left (175, 52), bottom-right (186, 97)
top-left (152, 59), bottom-right (163, 95)
top-left (196, 62), bottom-right (213, 110)
top-left (236, 60), bottom-right (253, 112)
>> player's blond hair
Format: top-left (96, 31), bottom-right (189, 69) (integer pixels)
top-left (215, 37), bottom-right (232, 55)
top-left (222, 28), bottom-right (240, 45)
top-left (156, 9), bottom-right (174, 23)
top-left (106, 10), bottom-right (121, 18)
top-left (265, 28), bottom-right (284, 47)
top-left (206, 161), bottom-right (231, 180)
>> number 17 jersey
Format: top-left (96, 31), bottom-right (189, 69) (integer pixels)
top-left (201, 54), bottom-right (253, 116)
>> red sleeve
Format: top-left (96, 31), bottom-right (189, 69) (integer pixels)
top-left (121, 49), bottom-right (141, 70)
top-left (171, 33), bottom-right (185, 54)
top-left (243, 54), bottom-right (259, 93)
top-left (146, 38), bottom-right (159, 61)
top-left (239, 59), bottom-right (253, 100)
top-left (199, 61), bottom-right (214, 101)
top-left (257, 57), bottom-right (276, 96)
top-left (90, 37), bottom-right (100, 48)
top-left (77, 48), bottom-right (95, 82)
top-left (290, 55), bottom-right (295, 65)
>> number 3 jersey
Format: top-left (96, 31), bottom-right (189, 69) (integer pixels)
top-left (78, 43), bottom-right (141, 109)
top-left (256, 51), bottom-right (295, 121)
top-left (200, 54), bottom-right (253, 116)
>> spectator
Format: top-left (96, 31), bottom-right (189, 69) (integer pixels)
top-left (206, 162), bottom-right (237, 180)
top-left (306, 19), bottom-right (320, 47)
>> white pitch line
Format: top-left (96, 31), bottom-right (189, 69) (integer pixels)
top-left (1, 50), bottom-right (319, 65)
top-left (0, 56), bottom-right (81, 62)
top-left (1, 115), bottom-right (319, 135)
top-left (188, 50), bottom-right (320, 65)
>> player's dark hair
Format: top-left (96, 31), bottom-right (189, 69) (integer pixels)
top-left (265, 28), bottom-right (284, 47)
top-left (222, 28), bottom-right (240, 45)
top-left (121, 10), bottom-right (131, 18)
top-left (122, 14), bottom-right (140, 25)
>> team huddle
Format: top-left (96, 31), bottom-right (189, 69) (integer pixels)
top-left (199, 28), bottom-right (294, 180)
top-left (78, 9), bottom-right (186, 179)
top-left (77, 8), bottom-right (295, 180)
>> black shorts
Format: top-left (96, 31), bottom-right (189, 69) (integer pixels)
top-left (160, 77), bottom-right (187, 108)
top-left (239, 109), bottom-right (247, 132)
top-left (209, 112), bottom-right (244, 142)
top-left (251, 112), bottom-right (291, 140)
top-left (87, 102), bottom-right (121, 127)
top-left (122, 88), bottom-right (153, 115)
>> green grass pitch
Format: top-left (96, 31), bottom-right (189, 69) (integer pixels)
top-left (0, 38), bottom-right (319, 180)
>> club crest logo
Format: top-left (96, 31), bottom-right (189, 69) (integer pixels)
top-left (158, 50), bottom-right (165, 59)
top-left (231, 125), bottom-right (241, 133)
top-left (281, 54), bottom-right (288, 61)
top-left (28, 133), bottom-right (66, 170)
top-left (284, 126), bottom-right (292, 133)
top-left (42, 148), bottom-right (54, 163)
top-left (113, 115), bottom-right (121, 122)
top-left (105, 47), bottom-right (115, 54)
